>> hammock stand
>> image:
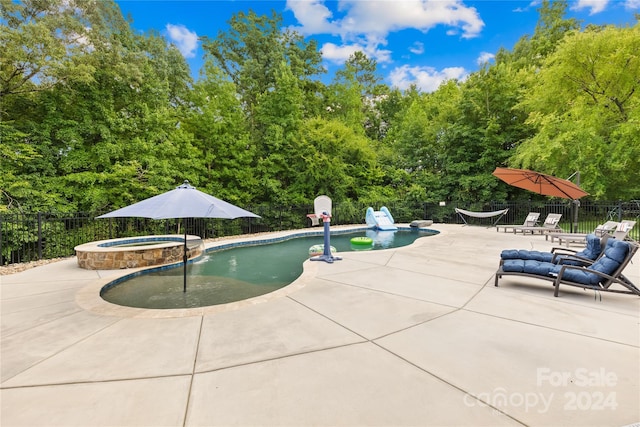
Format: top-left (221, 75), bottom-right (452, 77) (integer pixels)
top-left (455, 208), bottom-right (509, 227)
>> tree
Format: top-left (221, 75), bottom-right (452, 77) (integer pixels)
top-left (384, 61), bottom-right (532, 203)
top-left (201, 10), bottom-right (323, 129)
top-left (329, 51), bottom-right (390, 140)
top-left (335, 51), bottom-right (381, 96)
top-left (294, 118), bottom-right (383, 202)
top-left (325, 71), bottom-right (366, 134)
top-left (498, 0), bottom-right (579, 69)
top-left (425, 62), bottom-right (532, 202)
top-left (252, 61), bottom-right (306, 203)
top-left (513, 24), bottom-right (640, 199)
top-left (182, 60), bottom-right (256, 204)
top-left (1, 0), bottom-right (199, 212)
top-left (0, 0), bottom-right (97, 97)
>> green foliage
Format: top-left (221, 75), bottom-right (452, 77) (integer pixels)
top-left (183, 60), bottom-right (256, 204)
top-left (513, 23), bottom-right (640, 199)
top-left (0, 0), bottom-right (97, 97)
top-left (501, 0), bottom-right (579, 68)
top-left (1, 3), bottom-right (638, 221)
top-left (201, 10), bottom-right (323, 126)
top-left (294, 118), bottom-right (383, 203)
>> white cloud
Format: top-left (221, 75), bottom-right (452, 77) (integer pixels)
top-left (327, 0), bottom-right (483, 39)
top-left (389, 64), bottom-right (467, 92)
top-left (409, 41), bottom-right (425, 55)
top-left (287, 0), bottom-right (484, 64)
top-left (321, 42), bottom-right (393, 64)
top-left (165, 24), bottom-right (198, 58)
top-left (476, 51), bottom-right (495, 65)
top-left (572, 0), bottom-right (609, 14)
top-left (321, 42), bottom-right (363, 63)
top-left (513, 0), bottom-right (541, 12)
top-left (624, 0), bottom-right (640, 8)
top-left (285, 0), bottom-right (340, 34)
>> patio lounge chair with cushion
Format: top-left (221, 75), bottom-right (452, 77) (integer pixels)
top-left (495, 239), bottom-right (640, 297)
top-left (552, 240), bottom-right (639, 296)
top-left (496, 212), bottom-right (540, 233)
top-left (548, 221), bottom-right (619, 246)
top-left (514, 213), bottom-right (563, 235)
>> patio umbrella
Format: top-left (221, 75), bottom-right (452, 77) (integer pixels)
top-left (97, 180), bottom-right (260, 292)
top-left (493, 167), bottom-right (588, 233)
top-left (492, 167), bottom-right (588, 200)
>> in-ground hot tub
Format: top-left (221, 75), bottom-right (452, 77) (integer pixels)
top-left (74, 235), bottom-right (204, 270)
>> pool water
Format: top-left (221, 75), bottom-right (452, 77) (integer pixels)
top-left (101, 229), bottom-right (437, 309)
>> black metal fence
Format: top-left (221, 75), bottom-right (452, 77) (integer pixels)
top-left (2, 200), bottom-right (639, 265)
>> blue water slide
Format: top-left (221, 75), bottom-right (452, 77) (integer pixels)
top-left (365, 206), bottom-right (398, 231)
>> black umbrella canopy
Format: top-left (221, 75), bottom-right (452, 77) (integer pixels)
top-left (97, 180), bottom-right (261, 292)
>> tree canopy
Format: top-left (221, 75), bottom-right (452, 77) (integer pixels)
top-left (2, 0), bottom-right (638, 215)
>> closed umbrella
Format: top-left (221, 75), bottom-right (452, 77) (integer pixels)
top-left (97, 180), bottom-right (260, 291)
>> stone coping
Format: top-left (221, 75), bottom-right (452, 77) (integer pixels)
top-left (74, 234), bottom-right (202, 252)
top-left (74, 234), bottom-right (204, 270)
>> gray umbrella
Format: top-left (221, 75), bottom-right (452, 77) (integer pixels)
top-left (97, 180), bottom-right (261, 291)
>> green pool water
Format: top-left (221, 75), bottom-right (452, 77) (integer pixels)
top-left (101, 229), bottom-right (437, 309)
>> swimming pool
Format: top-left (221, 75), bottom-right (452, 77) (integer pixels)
top-left (101, 228), bottom-right (438, 309)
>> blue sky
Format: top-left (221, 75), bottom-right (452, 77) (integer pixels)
top-left (115, 0), bottom-right (639, 91)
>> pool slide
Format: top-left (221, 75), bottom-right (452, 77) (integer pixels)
top-left (366, 206), bottom-right (398, 231)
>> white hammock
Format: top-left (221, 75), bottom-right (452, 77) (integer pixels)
top-left (455, 208), bottom-right (509, 226)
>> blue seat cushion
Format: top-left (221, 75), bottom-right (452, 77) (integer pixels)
top-left (502, 233), bottom-right (603, 266)
top-left (556, 234), bottom-right (602, 265)
top-left (502, 259), bottom-right (525, 272)
top-left (603, 239), bottom-right (629, 264)
top-left (502, 259), bottom-right (558, 275)
top-left (501, 250), bottom-right (553, 263)
top-left (557, 268), bottom-right (599, 287)
top-left (575, 234), bottom-right (601, 260)
top-left (559, 240), bottom-right (630, 286)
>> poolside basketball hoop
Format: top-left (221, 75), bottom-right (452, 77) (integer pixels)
top-left (309, 195), bottom-right (342, 264)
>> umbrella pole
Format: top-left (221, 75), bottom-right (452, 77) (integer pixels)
top-left (183, 223), bottom-right (187, 293)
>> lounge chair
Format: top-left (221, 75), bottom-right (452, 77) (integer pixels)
top-left (496, 212), bottom-right (540, 233)
top-left (495, 239), bottom-right (640, 297)
top-left (513, 213), bottom-right (563, 235)
top-left (612, 220), bottom-right (636, 241)
top-left (548, 221), bottom-right (619, 246)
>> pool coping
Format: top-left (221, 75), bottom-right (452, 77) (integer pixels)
top-left (75, 224), bottom-right (438, 318)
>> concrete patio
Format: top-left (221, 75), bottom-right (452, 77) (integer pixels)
top-left (1, 224), bottom-right (639, 426)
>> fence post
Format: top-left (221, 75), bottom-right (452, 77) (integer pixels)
top-left (617, 200), bottom-right (622, 222)
top-left (37, 212), bottom-right (43, 260)
top-left (0, 214), bottom-right (3, 265)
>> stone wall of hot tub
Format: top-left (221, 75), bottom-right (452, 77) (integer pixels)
top-left (74, 235), bottom-right (204, 270)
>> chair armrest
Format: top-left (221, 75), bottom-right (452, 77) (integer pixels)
top-left (550, 252), bottom-right (595, 265)
top-left (551, 247), bottom-right (578, 255)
